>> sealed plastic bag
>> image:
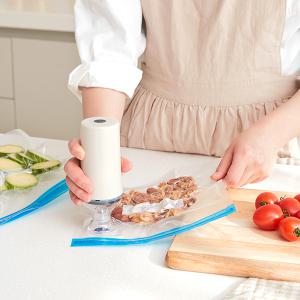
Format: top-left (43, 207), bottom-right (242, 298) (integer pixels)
top-left (0, 129), bottom-right (67, 225)
top-left (71, 164), bottom-right (236, 246)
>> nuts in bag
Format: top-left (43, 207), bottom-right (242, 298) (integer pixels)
top-left (112, 176), bottom-right (197, 224)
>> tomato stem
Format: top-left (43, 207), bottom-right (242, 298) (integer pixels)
top-left (294, 228), bottom-right (300, 237)
top-left (280, 195), bottom-right (287, 201)
top-left (282, 209), bottom-right (290, 218)
top-left (260, 201), bottom-right (267, 206)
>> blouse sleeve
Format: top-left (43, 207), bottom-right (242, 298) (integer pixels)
top-left (69, 0), bottom-right (146, 100)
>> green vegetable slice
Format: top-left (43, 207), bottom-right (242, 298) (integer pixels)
top-left (7, 153), bottom-right (31, 168)
top-left (31, 160), bottom-right (61, 175)
top-left (0, 157), bottom-right (23, 171)
top-left (5, 173), bottom-right (38, 189)
top-left (0, 184), bottom-right (7, 191)
top-left (0, 145), bottom-right (24, 156)
top-left (15, 153), bottom-right (34, 167)
top-left (25, 150), bottom-right (49, 163)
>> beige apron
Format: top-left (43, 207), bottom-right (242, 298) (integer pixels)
top-left (121, 0), bottom-right (300, 161)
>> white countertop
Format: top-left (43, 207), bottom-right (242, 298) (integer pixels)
top-left (0, 0), bottom-right (74, 32)
top-left (0, 135), bottom-right (300, 300)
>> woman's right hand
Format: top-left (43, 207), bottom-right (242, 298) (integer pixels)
top-left (64, 138), bottom-right (133, 205)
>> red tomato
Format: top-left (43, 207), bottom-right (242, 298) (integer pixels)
top-left (296, 210), bottom-right (300, 219)
top-left (253, 204), bottom-right (283, 231)
top-left (278, 217), bottom-right (300, 242)
top-left (255, 192), bottom-right (279, 208)
top-left (278, 198), bottom-right (300, 217)
top-left (294, 194), bottom-right (300, 203)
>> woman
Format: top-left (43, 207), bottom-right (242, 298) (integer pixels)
top-left (65, 0), bottom-right (300, 205)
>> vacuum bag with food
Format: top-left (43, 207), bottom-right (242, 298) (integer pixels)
top-left (71, 164), bottom-right (236, 246)
top-left (0, 129), bottom-right (67, 225)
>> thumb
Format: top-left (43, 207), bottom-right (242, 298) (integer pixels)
top-left (211, 146), bottom-right (233, 181)
top-left (121, 157), bottom-right (133, 173)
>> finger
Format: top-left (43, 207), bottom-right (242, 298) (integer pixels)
top-left (64, 158), bottom-right (93, 193)
top-left (237, 168), bottom-right (259, 187)
top-left (224, 151), bottom-right (248, 188)
top-left (69, 190), bottom-right (82, 206)
top-left (250, 171), bottom-right (269, 184)
top-left (121, 157), bottom-right (133, 173)
top-left (66, 176), bottom-right (91, 202)
top-left (68, 138), bottom-right (85, 160)
top-left (239, 164), bottom-right (270, 187)
top-left (211, 146), bottom-right (234, 181)
top-left (251, 176), bottom-right (267, 184)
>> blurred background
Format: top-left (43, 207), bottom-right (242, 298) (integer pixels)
top-left (0, 0), bottom-right (81, 140)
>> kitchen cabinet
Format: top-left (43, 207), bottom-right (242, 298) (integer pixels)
top-left (0, 26), bottom-right (141, 140)
top-left (0, 37), bottom-right (13, 98)
top-left (0, 4), bottom-right (82, 139)
top-left (0, 98), bottom-right (15, 132)
top-left (13, 35), bottom-right (82, 140)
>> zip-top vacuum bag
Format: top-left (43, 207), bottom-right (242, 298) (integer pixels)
top-left (0, 129), bottom-right (66, 226)
top-left (71, 163), bottom-right (236, 246)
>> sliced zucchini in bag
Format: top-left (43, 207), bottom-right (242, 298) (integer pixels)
top-left (0, 145), bottom-right (24, 156)
top-left (7, 153), bottom-right (32, 168)
top-left (15, 153), bottom-right (34, 167)
top-left (25, 150), bottom-right (48, 163)
top-left (0, 157), bottom-right (23, 171)
top-left (5, 173), bottom-right (38, 189)
top-left (0, 184), bottom-right (7, 191)
top-left (31, 160), bottom-right (61, 175)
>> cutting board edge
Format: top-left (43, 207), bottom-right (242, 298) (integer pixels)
top-left (166, 250), bottom-right (300, 283)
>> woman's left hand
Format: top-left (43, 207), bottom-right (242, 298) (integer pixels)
top-left (211, 89), bottom-right (300, 187)
top-left (211, 123), bottom-right (278, 188)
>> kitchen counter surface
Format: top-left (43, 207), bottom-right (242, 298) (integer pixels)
top-left (0, 1), bottom-right (74, 32)
top-left (0, 135), bottom-right (300, 300)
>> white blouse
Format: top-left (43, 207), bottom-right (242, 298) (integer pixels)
top-left (69, 0), bottom-right (300, 99)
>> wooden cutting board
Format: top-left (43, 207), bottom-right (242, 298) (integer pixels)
top-left (166, 189), bottom-right (300, 282)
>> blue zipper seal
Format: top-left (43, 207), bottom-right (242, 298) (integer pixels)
top-left (0, 177), bottom-right (236, 247)
top-left (0, 179), bottom-right (68, 226)
top-left (71, 203), bottom-right (236, 247)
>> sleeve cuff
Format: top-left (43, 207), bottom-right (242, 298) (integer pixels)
top-left (68, 59), bottom-right (143, 101)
